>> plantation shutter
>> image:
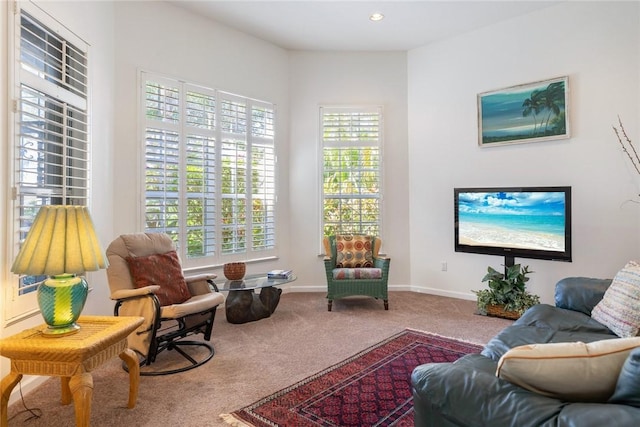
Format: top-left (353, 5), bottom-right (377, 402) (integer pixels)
top-left (144, 78), bottom-right (181, 243)
top-left (219, 94), bottom-right (248, 254)
top-left (321, 106), bottom-right (383, 237)
top-left (13, 6), bottom-right (89, 298)
top-left (184, 87), bottom-right (216, 257)
top-left (142, 74), bottom-right (276, 266)
top-left (143, 77), bottom-right (218, 258)
top-left (249, 103), bottom-right (276, 251)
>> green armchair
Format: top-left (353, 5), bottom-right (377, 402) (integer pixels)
top-left (323, 235), bottom-right (391, 311)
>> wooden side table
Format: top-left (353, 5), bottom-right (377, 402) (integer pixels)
top-left (0, 315), bottom-right (144, 427)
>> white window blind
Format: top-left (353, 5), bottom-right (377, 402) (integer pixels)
top-left (142, 73), bottom-right (276, 266)
top-left (250, 105), bottom-right (276, 251)
top-left (219, 95), bottom-right (248, 254)
top-left (9, 3), bottom-right (90, 316)
top-left (321, 106), bottom-right (383, 237)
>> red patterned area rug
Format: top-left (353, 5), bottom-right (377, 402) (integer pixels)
top-left (220, 329), bottom-right (482, 427)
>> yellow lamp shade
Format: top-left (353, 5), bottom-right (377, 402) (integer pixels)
top-left (11, 205), bottom-right (108, 335)
top-left (11, 206), bottom-right (107, 276)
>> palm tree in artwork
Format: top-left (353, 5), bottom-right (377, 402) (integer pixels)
top-left (521, 81), bottom-right (565, 136)
top-left (538, 82), bottom-right (565, 134)
top-left (522, 91), bottom-right (542, 136)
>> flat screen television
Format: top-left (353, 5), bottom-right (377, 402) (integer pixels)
top-left (454, 186), bottom-right (572, 268)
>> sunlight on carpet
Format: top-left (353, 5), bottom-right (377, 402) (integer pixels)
top-left (220, 413), bottom-right (255, 427)
top-left (220, 328), bottom-right (482, 427)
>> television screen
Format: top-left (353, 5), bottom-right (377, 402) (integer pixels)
top-left (454, 186), bottom-right (572, 264)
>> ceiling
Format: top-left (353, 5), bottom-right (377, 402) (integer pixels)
top-left (169, 1), bottom-right (561, 51)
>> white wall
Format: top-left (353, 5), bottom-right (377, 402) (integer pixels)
top-left (288, 51), bottom-right (411, 290)
top-left (408, 1), bottom-right (640, 304)
top-left (112, 1), bottom-right (291, 276)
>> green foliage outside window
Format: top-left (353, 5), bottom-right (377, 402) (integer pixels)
top-left (323, 147), bottom-right (380, 237)
top-left (321, 107), bottom-right (382, 238)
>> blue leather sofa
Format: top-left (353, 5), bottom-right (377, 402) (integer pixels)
top-left (411, 277), bottom-right (640, 426)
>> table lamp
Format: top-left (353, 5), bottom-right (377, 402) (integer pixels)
top-left (10, 205), bottom-right (108, 336)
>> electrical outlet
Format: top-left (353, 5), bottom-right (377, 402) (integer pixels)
top-left (441, 261), bottom-right (447, 272)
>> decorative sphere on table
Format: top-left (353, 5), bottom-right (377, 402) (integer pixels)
top-left (223, 262), bottom-right (246, 280)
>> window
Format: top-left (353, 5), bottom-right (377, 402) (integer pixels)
top-left (142, 73), bottom-right (276, 267)
top-left (7, 3), bottom-right (89, 318)
top-left (321, 106), bottom-right (383, 237)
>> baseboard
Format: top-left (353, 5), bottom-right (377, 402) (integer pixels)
top-left (407, 286), bottom-right (476, 301)
top-left (283, 285), bottom-right (324, 293)
top-left (7, 375), bottom-right (49, 406)
top-left (283, 284), bottom-right (475, 301)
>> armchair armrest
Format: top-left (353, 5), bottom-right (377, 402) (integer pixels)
top-left (185, 273), bottom-right (218, 294)
top-left (323, 256), bottom-right (335, 268)
top-left (184, 273), bottom-right (217, 283)
top-left (555, 277), bottom-right (612, 315)
top-left (110, 285), bottom-right (161, 301)
top-left (374, 256), bottom-right (390, 269)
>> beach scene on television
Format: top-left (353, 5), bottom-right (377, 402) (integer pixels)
top-left (458, 191), bottom-right (566, 252)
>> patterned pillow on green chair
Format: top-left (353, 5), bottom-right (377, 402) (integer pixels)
top-left (336, 235), bottom-right (374, 268)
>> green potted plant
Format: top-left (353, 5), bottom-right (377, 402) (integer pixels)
top-left (473, 264), bottom-right (540, 319)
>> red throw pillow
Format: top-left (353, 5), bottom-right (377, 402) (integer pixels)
top-left (126, 250), bottom-right (191, 306)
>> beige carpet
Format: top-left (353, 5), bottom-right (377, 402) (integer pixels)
top-left (6, 292), bottom-right (513, 427)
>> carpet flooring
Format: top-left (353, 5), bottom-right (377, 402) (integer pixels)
top-left (221, 329), bottom-right (482, 427)
top-left (6, 291), bottom-right (513, 426)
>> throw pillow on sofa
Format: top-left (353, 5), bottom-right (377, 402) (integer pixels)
top-left (591, 260), bottom-right (640, 337)
top-left (496, 337), bottom-right (640, 402)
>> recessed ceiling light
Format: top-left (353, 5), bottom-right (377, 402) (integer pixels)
top-left (369, 12), bottom-right (384, 22)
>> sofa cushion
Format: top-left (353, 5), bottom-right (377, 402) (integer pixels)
top-left (335, 235), bottom-right (374, 268)
top-left (555, 277), bottom-right (612, 315)
top-left (591, 260), bottom-right (640, 337)
top-left (496, 337), bottom-right (640, 402)
top-left (126, 250), bottom-right (191, 306)
top-left (608, 347), bottom-right (640, 407)
top-left (482, 304), bottom-right (616, 361)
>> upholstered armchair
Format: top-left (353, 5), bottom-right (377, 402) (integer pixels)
top-left (106, 233), bottom-right (225, 375)
top-left (323, 235), bottom-right (391, 311)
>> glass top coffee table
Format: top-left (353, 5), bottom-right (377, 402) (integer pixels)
top-left (218, 273), bottom-right (296, 291)
top-left (217, 273), bottom-right (296, 324)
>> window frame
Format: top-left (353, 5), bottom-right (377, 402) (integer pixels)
top-left (139, 71), bottom-right (277, 269)
top-left (5, 1), bottom-right (91, 322)
top-left (319, 105), bottom-right (384, 239)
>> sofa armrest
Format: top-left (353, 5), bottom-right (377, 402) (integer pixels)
top-left (412, 354), bottom-right (572, 427)
top-left (556, 403), bottom-right (640, 427)
top-left (555, 277), bottom-right (612, 315)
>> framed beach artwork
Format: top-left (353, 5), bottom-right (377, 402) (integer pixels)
top-left (478, 76), bottom-right (570, 147)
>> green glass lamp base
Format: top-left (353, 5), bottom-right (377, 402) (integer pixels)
top-left (38, 274), bottom-right (88, 337)
top-left (41, 323), bottom-right (81, 337)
